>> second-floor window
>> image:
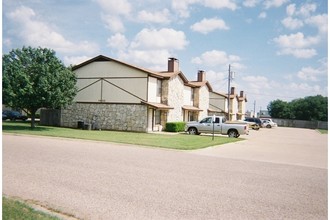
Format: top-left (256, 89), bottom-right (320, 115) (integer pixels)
top-left (157, 80), bottom-right (162, 97)
top-left (191, 88), bottom-right (194, 101)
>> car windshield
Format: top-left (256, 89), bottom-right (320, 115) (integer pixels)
top-left (200, 117), bottom-right (212, 123)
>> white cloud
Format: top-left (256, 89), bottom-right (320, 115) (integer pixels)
top-left (277, 48), bottom-right (317, 59)
top-left (203, 0), bottom-right (237, 10)
top-left (94, 0), bottom-right (131, 16)
top-left (171, 0), bottom-right (199, 18)
top-left (243, 0), bottom-right (259, 8)
top-left (296, 3), bottom-right (317, 17)
top-left (118, 49), bottom-right (172, 71)
top-left (112, 28), bottom-right (189, 71)
top-left (171, 0), bottom-right (236, 18)
top-left (95, 0), bottom-right (131, 32)
top-left (190, 18), bottom-right (229, 34)
top-left (273, 32), bottom-right (320, 58)
top-left (137, 9), bottom-right (171, 24)
top-left (101, 14), bottom-right (126, 33)
top-left (64, 56), bottom-right (93, 66)
top-left (3, 38), bottom-right (12, 48)
top-left (131, 28), bottom-right (189, 50)
top-left (281, 17), bottom-right (304, 30)
top-left (297, 66), bottom-right (321, 81)
top-left (263, 0), bottom-right (289, 9)
top-left (286, 4), bottom-right (296, 16)
top-left (274, 32), bottom-right (319, 49)
top-left (305, 14), bottom-right (328, 34)
top-left (191, 50), bottom-right (241, 67)
top-left (205, 70), bottom-right (227, 82)
top-left (296, 59), bottom-right (328, 81)
top-left (258, 12), bottom-right (267, 19)
top-left (107, 33), bottom-right (129, 50)
top-left (289, 82), bottom-right (321, 93)
top-left (243, 76), bottom-right (271, 89)
top-left (6, 6), bottom-right (99, 55)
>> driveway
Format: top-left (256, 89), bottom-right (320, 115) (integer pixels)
top-left (2, 127), bottom-right (328, 220)
top-left (192, 127), bottom-right (328, 168)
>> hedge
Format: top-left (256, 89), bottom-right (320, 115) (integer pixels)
top-left (165, 122), bottom-right (186, 132)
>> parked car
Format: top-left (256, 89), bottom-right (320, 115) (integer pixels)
top-left (244, 117), bottom-right (263, 127)
top-left (2, 113), bottom-right (8, 121)
top-left (2, 110), bottom-right (28, 121)
top-left (261, 118), bottom-right (277, 128)
top-left (232, 120), bottom-right (260, 130)
top-left (185, 116), bottom-right (249, 138)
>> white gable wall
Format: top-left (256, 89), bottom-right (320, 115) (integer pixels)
top-left (209, 92), bottom-right (226, 112)
top-left (74, 61), bottom-right (148, 103)
top-left (147, 76), bottom-right (160, 103)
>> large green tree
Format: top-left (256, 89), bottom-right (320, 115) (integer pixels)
top-left (267, 95), bottom-right (328, 121)
top-left (3, 46), bottom-right (77, 128)
top-left (291, 95), bottom-right (328, 121)
top-left (267, 99), bottom-right (292, 119)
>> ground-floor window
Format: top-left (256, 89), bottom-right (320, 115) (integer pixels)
top-left (188, 111), bottom-right (199, 121)
top-left (155, 110), bottom-right (161, 124)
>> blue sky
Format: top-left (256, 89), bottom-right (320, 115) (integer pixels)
top-left (3, 0), bottom-right (328, 112)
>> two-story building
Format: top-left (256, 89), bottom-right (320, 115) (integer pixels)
top-left (57, 55), bottom-right (246, 132)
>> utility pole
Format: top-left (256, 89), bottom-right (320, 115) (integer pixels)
top-left (227, 64), bottom-right (233, 120)
top-left (227, 65), bottom-right (231, 120)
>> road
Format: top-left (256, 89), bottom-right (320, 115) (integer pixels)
top-left (3, 127), bottom-right (328, 220)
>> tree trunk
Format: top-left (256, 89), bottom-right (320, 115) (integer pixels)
top-left (30, 110), bottom-right (37, 129)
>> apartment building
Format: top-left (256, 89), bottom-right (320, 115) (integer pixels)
top-left (59, 55), bottom-right (246, 132)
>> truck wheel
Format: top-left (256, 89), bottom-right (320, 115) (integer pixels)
top-left (228, 130), bottom-right (238, 138)
top-left (188, 127), bottom-right (198, 135)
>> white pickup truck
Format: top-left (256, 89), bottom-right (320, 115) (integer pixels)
top-left (185, 116), bottom-right (249, 138)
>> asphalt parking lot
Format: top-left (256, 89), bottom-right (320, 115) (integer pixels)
top-left (193, 126), bottom-right (328, 168)
top-left (3, 127), bottom-right (328, 219)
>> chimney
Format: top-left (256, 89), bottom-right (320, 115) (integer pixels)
top-left (168, 57), bottom-right (179, 72)
top-left (231, 87), bottom-right (236, 95)
top-left (197, 70), bottom-right (206, 82)
top-left (240, 91), bottom-right (244, 97)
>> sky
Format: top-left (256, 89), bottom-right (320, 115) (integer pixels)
top-left (2, 0), bottom-right (328, 112)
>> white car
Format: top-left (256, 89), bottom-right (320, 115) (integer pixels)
top-left (261, 118), bottom-right (277, 128)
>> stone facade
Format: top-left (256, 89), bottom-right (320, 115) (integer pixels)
top-left (197, 86), bottom-right (209, 119)
top-left (61, 103), bottom-right (148, 132)
top-left (166, 76), bottom-right (185, 122)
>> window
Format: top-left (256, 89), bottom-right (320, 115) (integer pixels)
top-left (191, 88), bottom-right (194, 101)
top-left (188, 111), bottom-right (194, 121)
top-left (155, 110), bottom-right (161, 124)
top-left (200, 117), bottom-right (212, 123)
top-left (157, 80), bottom-right (162, 97)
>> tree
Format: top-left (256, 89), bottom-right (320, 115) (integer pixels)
top-left (267, 99), bottom-right (292, 119)
top-left (291, 95), bottom-right (328, 121)
top-left (3, 46), bottom-right (77, 128)
top-left (267, 95), bottom-right (328, 121)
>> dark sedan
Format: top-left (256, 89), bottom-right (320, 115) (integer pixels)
top-left (2, 110), bottom-right (28, 121)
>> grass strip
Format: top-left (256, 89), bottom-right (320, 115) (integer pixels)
top-left (318, 129), bottom-right (328, 134)
top-left (3, 121), bottom-right (242, 150)
top-left (2, 197), bottom-right (60, 220)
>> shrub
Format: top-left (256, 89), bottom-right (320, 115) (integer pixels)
top-left (165, 122), bottom-right (186, 132)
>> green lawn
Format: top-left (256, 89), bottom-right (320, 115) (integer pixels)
top-left (2, 197), bottom-right (60, 220)
top-left (2, 121), bottom-right (242, 150)
top-left (318, 129), bottom-right (328, 134)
